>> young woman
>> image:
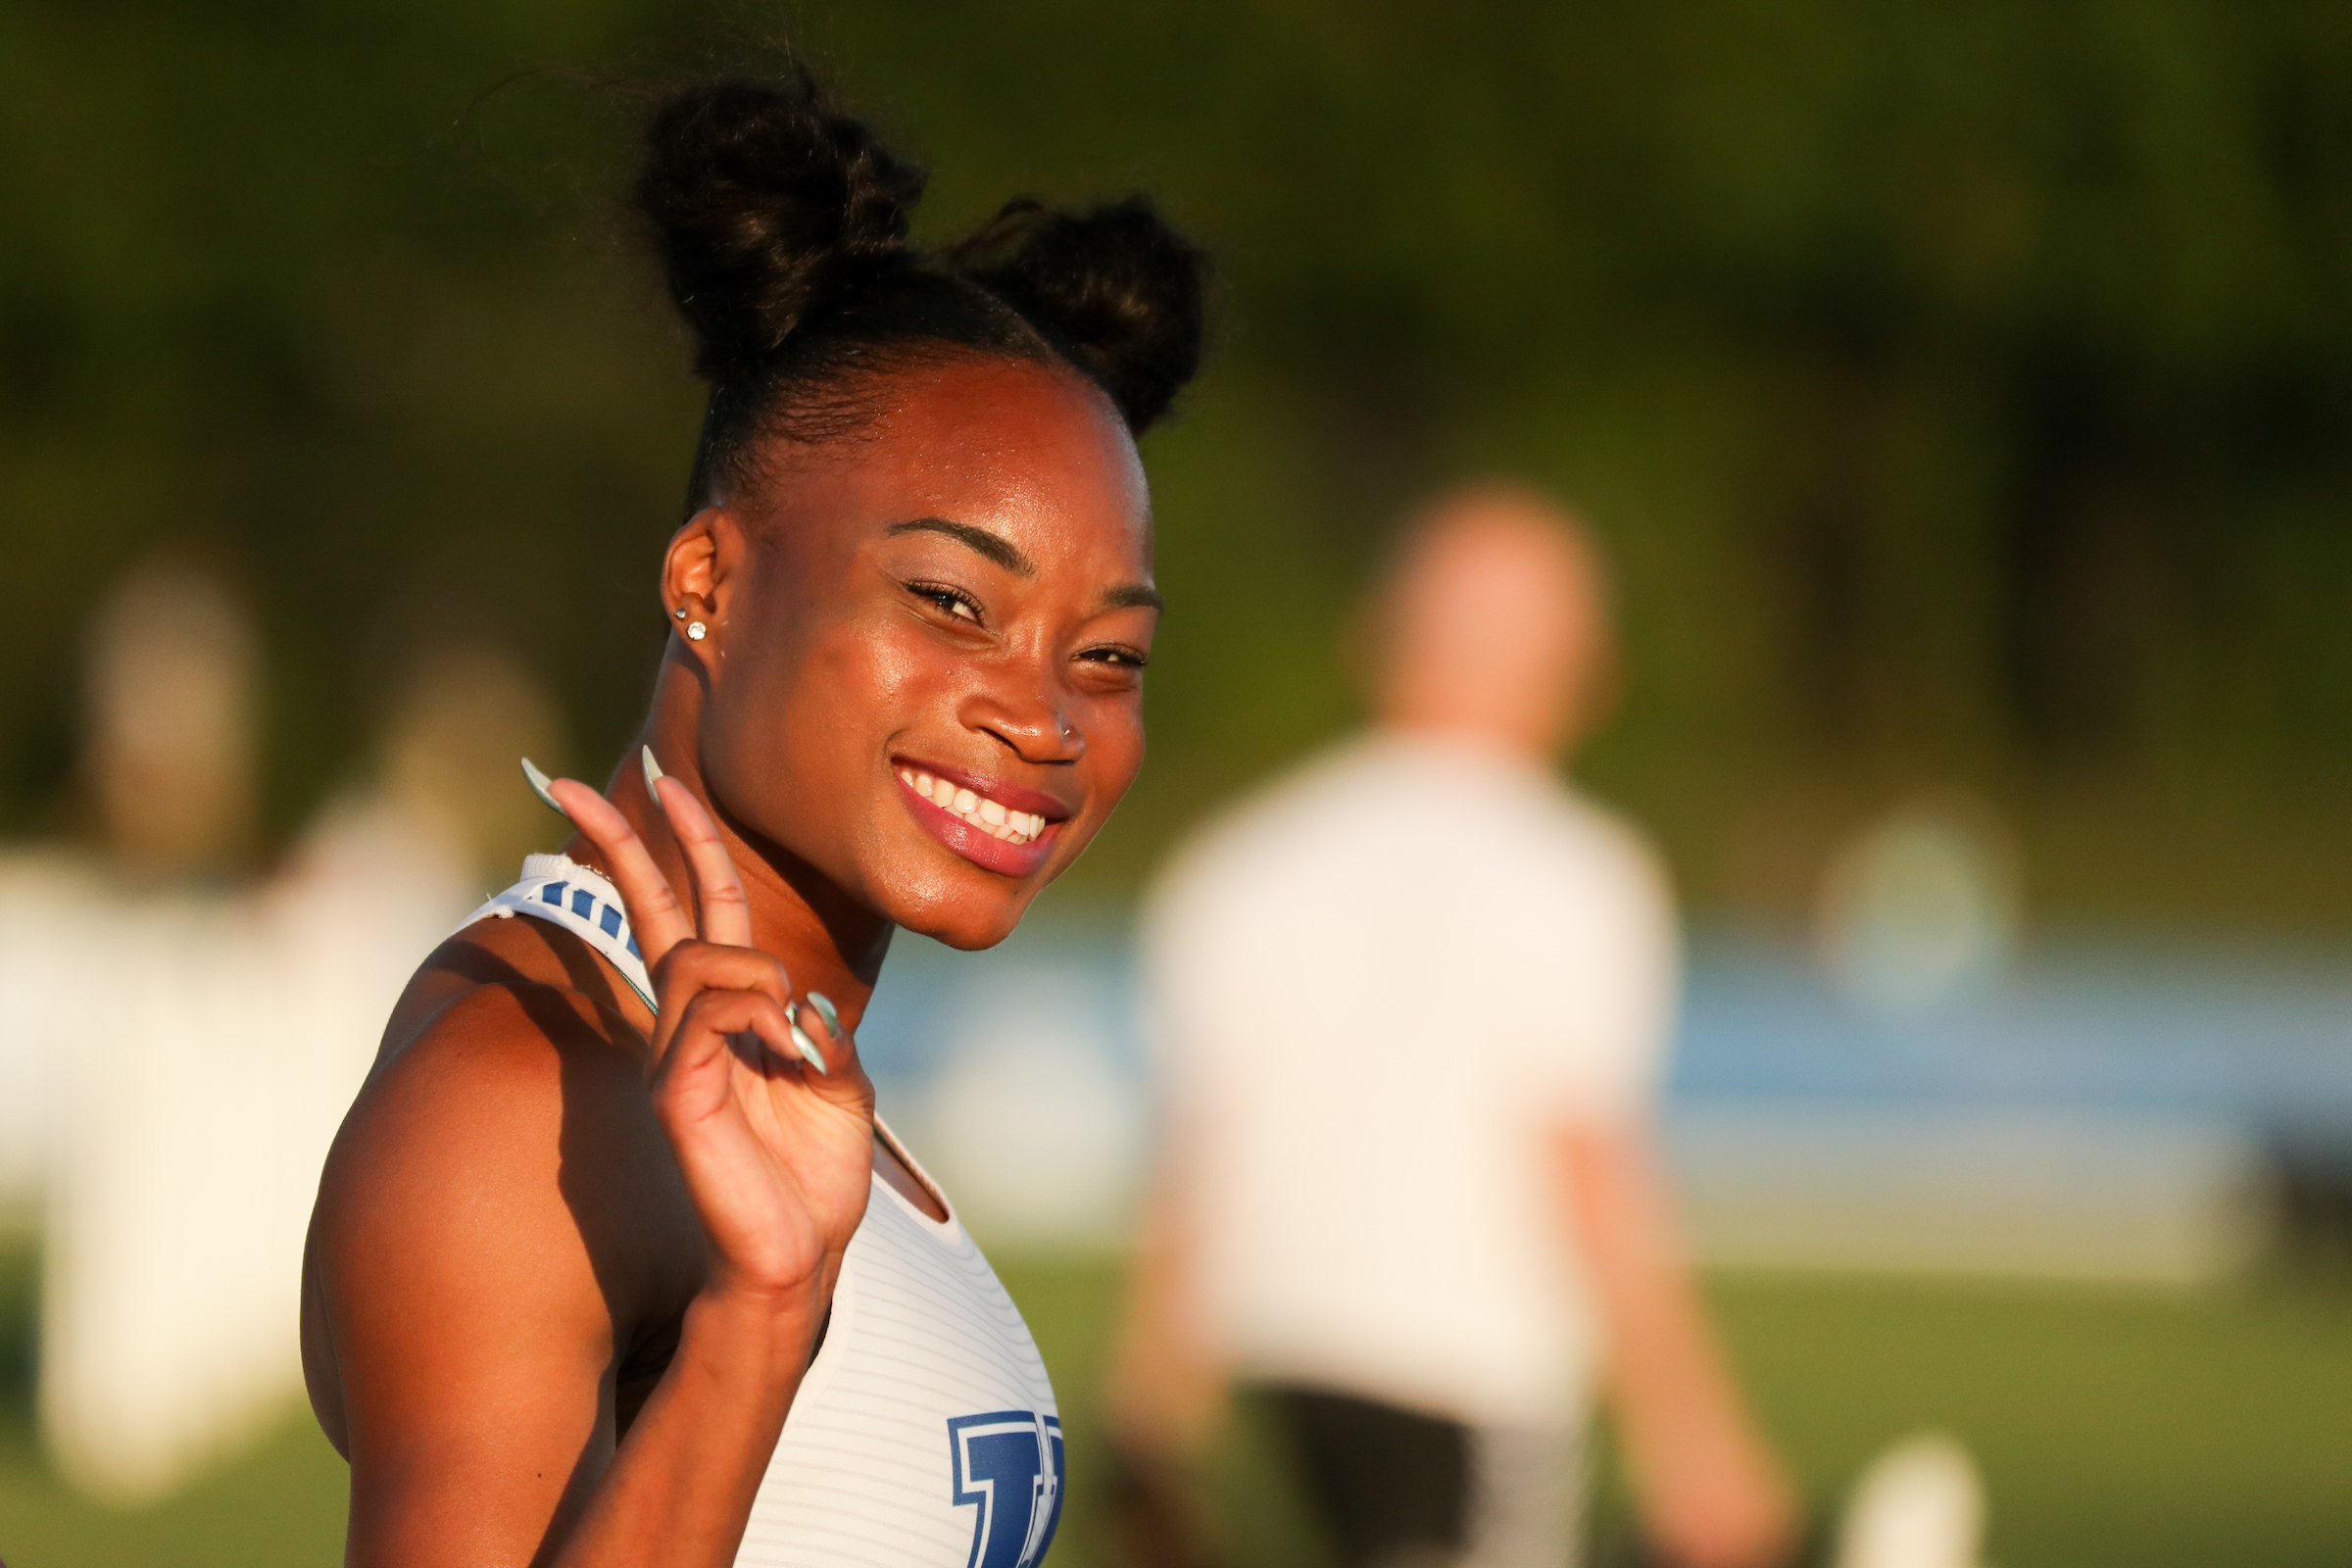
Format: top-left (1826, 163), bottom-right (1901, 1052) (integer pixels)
top-left (301, 72), bottom-right (1205, 1568)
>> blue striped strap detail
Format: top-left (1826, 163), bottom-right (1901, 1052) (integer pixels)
top-left (462, 861), bottom-right (657, 1009)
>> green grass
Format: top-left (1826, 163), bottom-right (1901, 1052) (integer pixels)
top-left (4, 1250), bottom-right (2351, 1566)
top-left (1709, 1272), bottom-right (2352, 1568)
top-left (0, 1421), bottom-right (348, 1568)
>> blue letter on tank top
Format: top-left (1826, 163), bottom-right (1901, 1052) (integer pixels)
top-left (948, 1411), bottom-right (1064, 1568)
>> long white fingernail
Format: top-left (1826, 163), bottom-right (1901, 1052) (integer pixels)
top-left (641, 745), bottom-right (665, 797)
top-left (808, 991), bottom-right (842, 1041)
top-left (789, 1013), bottom-right (829, 1075)
top-left (520, 758), bottom-right (570, 819)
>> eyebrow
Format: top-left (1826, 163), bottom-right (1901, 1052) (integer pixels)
top-left (885, 517), bottom-right (1034, 576)
top-left (1102, 582), bottom-right (1165, 612)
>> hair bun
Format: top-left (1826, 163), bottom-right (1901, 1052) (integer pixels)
top-left (635, 74), bottom-right (927, 382)
top-left (952, 197), bottom-right (1208, 432)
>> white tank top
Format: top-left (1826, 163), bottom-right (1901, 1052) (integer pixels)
top-left (466, 855), bottom-right (1065, 1568)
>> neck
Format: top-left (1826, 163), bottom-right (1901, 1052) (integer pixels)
top-left (562, 655), bottom-right (894, 1029)
top-left (1378, 713), bottom-right (1562, 768)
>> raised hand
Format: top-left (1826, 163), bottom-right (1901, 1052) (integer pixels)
top-left (542, 759), bottom-right (876, 1307)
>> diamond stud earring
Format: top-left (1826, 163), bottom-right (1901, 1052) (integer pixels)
top-left (687, 621), bottom-right (708, 641)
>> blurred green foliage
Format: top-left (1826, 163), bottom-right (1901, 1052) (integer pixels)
top-left (3, 2), bottom-right (2350, 918)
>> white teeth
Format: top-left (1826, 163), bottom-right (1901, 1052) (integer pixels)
top-left (903, 769), bottom-right (1048, 847)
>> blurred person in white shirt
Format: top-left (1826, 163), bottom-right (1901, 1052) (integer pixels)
top-left (1107, 484), bottom-right (1795, 1568)
top-left (0, 559), bottom-right (547, 1501)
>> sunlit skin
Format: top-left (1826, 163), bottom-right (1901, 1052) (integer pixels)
top-left (667, 354), bottom-right (1159, 967)
top-left (300, 356), bottom-right (1160, 1568)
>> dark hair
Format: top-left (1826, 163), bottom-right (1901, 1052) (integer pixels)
top-left (634, 71), bottom-right (1208, 511)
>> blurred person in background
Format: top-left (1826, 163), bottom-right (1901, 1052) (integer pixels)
top-left (0, 554), bottom-right (259, 1227)
top-left (76, 553), bottom-right (264, 883)
top-left (1108, 485), bottom-right (1795, 1568)
top-left (0, 552), bottom-right (553, 1500)
top-left (6, 554), bottom-right (286, 1501)
top-left (372, 642), bottom-right (574, 885)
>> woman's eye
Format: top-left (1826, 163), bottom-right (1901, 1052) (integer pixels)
top-left (910, 583), bottom-right (983, 623)
top-left (1079, 646), bottom-right (1149, 669)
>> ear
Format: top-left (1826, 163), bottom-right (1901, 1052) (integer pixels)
top-left (661, 507), bottom-right (742, 665)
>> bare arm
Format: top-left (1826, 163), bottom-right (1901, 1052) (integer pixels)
top-left (318, 997), bottom-right (829, 1566)
top-left (1553, 1121), bottom-right (1796, 1568)
top-left (554, 1288), bottom-right (824, 1566)
top-left (1107, 1151), bottom-right (1224, 1460)
top-left (1101, 1144), bottom-right (1227, 1568)
top-left (316, 770), bottom-right (874, 1567)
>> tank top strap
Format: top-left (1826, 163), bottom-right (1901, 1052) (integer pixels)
top-left (462, 854), bottom-right (655, 1009)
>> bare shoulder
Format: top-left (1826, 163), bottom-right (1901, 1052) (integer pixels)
top-left (321, 917), bottom-right (660, 1223)
top-left (302, 916), bottom-right (700, 1451)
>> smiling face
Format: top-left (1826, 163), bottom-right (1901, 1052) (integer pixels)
top-left (671, 355), bottom-right (1158, 950)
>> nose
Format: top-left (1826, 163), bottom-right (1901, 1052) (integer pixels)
top-left (963, 676), bottom-right (1084, 766)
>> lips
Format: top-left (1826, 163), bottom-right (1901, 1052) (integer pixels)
top-left (892, 759), bottom-right (1068, 878)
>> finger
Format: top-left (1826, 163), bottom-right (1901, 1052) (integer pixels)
top-left (785, 1002), bottom-right (830, 1076)
top-left (789, 997), bottom-right (882, 1107)
top-left (657, 989), bottom-right (806, 1095)
top-left (646, 943), bottom-right (793, 1065)
top-left (806, 990), bottom-right (845, 1044)
top-left (795, 991), bottom-right (856, 1077)
top-left (646, 765), bottom-right (754, 950)
top-left (544, 776), bottom-right (696, 965)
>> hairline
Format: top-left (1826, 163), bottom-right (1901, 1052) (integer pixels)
top-left (686, 339), bottom-right (1117, 519)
